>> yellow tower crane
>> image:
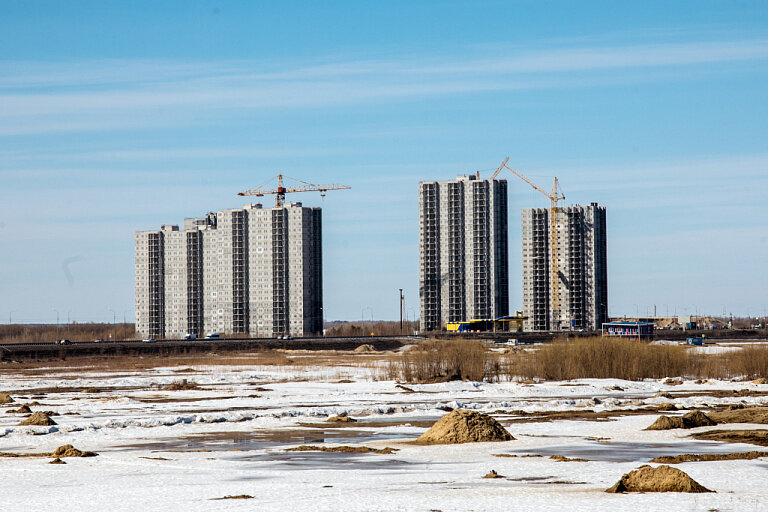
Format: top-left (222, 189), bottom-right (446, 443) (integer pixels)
top-left (491, 157), bottom-right (566, 330)
top-left (238, 174), bottom-right (350, 208)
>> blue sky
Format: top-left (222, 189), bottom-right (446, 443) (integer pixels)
top-left (1, 1), bottom-right (767, 324)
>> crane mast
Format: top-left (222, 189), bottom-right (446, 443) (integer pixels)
top-left (238, 173), bottom-right (350, 208)
top-left (491, 158), bottom-right (565, 330)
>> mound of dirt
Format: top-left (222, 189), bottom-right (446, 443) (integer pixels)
top-left (416, 409), bottom-right (514, 445)
top-left (650, 451), bottom-right (768, 464)
top-left (606, 465), bottom-right (712, 493)
top-left (49, 458), bottom-right (66, 464)
top-left (483, 469), bottom-right (504, 479)
top-left (692, 429), bottom-right (768, 446)
top-left (7, 405), bottom-right (32, 414)
top-left (654, 392), bottom-right (673, 399)
top-left (656, 403), bottom-right (678, 412)
top-left (710, 407), bottom-right (768, 425)
top-left (327, 413), bottom-right (357, 423)
top-left (18, 412), bottom-right (56, 426)
top-left (646, 410), bottom-right (716, 430)
top-left (354, 344), bottom-right (376, 353)
top-left (162, 379), bottom-right (199, 391)
top-left (663, 378), bottom-right (684, 386)
top-left (286, 445), bottom-right (397, 454)
top-left (0, 393), bottom-right (14, 404)
top-left (51, 445), bottom-right (97, 457)
top-left (753, 378), bottom-right (768, 385)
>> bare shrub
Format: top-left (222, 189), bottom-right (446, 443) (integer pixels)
top-left (390, 339), bottom-right (489, 382)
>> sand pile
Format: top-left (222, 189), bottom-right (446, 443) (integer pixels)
top-left (482, 469), bottom-right (504, 479)
top-left (0, 393), bottom-right (14, 404)
top-left (416, 409), bottom-right (514, 444)
top-left (663, 378), bottom-right (684, 386)
top-left (650, 451), bottom-right (768, 464)
top-left (656, 403), bottom-right (678, 412)
top-left (606, 465), bottom-right (712, 493)
top-left (49, 458), bottom-right (66, 464)
top-left (354, 344), bottom-right (376, 353)
top-left (646, 410), bottom-right (716, 430)
top-left (51, 445), bottom-right (97, 457)
top-left (7, 405), bottom-right (32, 414)
top-left (162, 379), bottom-right (199, 391)
top-left (18, 412), bottom-right (56, 426)
top-left (753, 378), bottom-right (768, 384)
top-left (710, 407), bottom-right (768, 424)
top-left (327, 413), bottom-right (357, 423)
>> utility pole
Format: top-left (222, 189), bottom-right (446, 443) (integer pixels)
top-left (108, 308), bottom-right (115, 341)
top-left (9, 310), bottom-right (15, 325)
top-left (399, 289), bottom-right (404, 335)
top-left (53, 308), bottom-right (59, 340)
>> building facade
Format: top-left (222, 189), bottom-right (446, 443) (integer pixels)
top-left (521, 202), bottom-right (607, 331)
top-left (135, 203), bottom-right (322, 339)
top-left (418, 174), bottom-right (509, 332)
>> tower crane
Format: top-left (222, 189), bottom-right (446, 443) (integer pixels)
top-left (238, 174), bottom-right (350, 208)
top-left (491, 157), bottom-right (566, 330)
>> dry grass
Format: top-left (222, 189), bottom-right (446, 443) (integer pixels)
top-left (388, 339), bottom-right (489, 382)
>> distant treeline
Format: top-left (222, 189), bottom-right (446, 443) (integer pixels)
top-left (0, 323), bottom-right (136, 343)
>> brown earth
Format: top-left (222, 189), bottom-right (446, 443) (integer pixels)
top-left (646, 410), bottom-right (716, 430)
top-left (286, 445), bottom-right (398, 454)
top-left (657, 403), bottom-right (678, 411)
top-left (506, 407), bottom-right (665, 424)
top-left (606, 464), bottom-right (712, 493)
top-left (650, 451), bottom-right (768, 463)
top-left (483, 469), bottom-right (504, 479)
top-left (327, 414), bottom-right (357, 423)
top-left (416, 409), bottom-right (514, 445)
top-left (0, 393), bottom-right (14, 404)
top-left (663, 378), bottom-right (684, 386)
top-left (354, 344), bottom-right (377, 353)
top-left (19, 412), bottom-right (56, 426)
top-left (211, 495), bottom-right (254, 500)
top-left (49, 458), bottom-right (66, 464)
top-left (691, 430), bottom-right (768, 446)
top-left (550, 454), bottom-right (589, 462)
top-left (709, 407), bottom-right (768, 424)
top-left (51, 445), bottom-right (97, 457)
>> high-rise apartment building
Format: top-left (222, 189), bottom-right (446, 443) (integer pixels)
top-left (135, 202), bottom-right (322, 339)
top-left (418, 174), bottom-right (509, 332)
top-left (521, 202), bottom-right (607, 331)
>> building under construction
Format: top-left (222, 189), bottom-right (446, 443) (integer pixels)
top-left (418, 174), bottom-right (509, 332)
top-left (135, 202), bottom-right (323, 339)
top-left (521, 202), bottom-right (608, 331)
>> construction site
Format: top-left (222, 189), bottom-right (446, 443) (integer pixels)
top-left (419, 157), bottom-right (608, 335)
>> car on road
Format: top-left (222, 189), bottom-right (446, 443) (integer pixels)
top-left (204, 333), bottom-right (220, 340)
top-left (142, 337), bottom-right (156, 343)
top-left (57, 339), bottom-right (72, 345)
top-left (183, 333), bottom-right (197, 340)
top-left (94, 339), bottom-right (106, 343)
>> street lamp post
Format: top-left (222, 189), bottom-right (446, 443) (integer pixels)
top-left (9, 310), bottom-right (15, 325)
top-left (399, 289), bottom-right (404, 335)
top-left (108, 308), bottom-right (115, 341)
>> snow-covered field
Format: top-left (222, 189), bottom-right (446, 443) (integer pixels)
top-left (2, 356), bottom-right (768, 511)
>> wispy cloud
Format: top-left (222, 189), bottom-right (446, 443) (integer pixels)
top-left (1, 37), bottom-right (767, 135)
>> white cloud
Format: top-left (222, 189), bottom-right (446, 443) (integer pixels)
top-left (1, 37), bottom-right (767, 135)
